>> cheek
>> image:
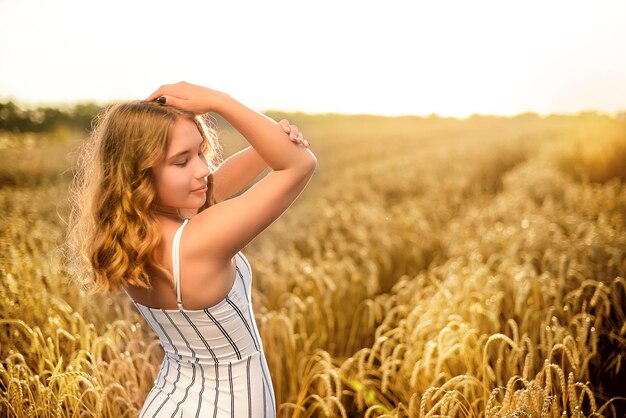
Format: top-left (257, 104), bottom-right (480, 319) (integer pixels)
top-left (155, 168), bottom-right (188, 199)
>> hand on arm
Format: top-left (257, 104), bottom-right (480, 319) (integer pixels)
top-left (213, 120), bottom-right (310, 202)
top-left (278, 119), bottom-right (310, 148)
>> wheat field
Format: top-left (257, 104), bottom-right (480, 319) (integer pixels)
top-left (1, 111), bottom-right (625, 417)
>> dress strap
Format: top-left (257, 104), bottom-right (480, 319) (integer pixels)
top-left (122, 286), bottom-right (134, 304)
top-left (172, 218), bottom-right (190, 310)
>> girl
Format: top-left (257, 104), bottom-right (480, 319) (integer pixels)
top-left (63, 81), bottom-right (317, 417)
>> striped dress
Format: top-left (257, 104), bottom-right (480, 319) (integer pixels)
top-left (124, 218), bottom-right (276, 417)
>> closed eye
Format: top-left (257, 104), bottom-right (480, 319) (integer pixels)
top-left (175, 151), bottom-right (205, 167)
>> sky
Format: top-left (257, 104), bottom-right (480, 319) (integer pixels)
top-left (1, 0), bottom-right (625, 119)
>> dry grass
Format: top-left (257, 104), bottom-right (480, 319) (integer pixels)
top-left (1, 111), bottom-right (625, 417)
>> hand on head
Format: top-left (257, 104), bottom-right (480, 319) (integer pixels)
top-left (145, 81), bottom-right (229, 115)
top-left (147, 81), bottom-right (310, 148)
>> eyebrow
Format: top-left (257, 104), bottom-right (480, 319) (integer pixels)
top-left (168, 150), bottom-right (191, 160)
top-left (167, 139), bottom-right (203, 161)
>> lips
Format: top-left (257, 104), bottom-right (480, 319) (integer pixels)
top-left (191, 185), bottom-right (208, 193)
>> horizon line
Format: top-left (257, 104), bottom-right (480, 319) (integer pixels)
top-left (1, 96), bottom-right (625, 122)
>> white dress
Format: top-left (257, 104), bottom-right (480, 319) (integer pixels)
top-left (124, 218), bottom-right (276, 417)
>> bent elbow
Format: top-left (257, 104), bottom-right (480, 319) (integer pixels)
top-left (305, 150), bottom-right (318, 169)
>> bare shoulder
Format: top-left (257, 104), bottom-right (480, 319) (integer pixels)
top-left (177, 220), bottom-right (238, 310)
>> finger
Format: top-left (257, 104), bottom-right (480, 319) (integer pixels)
top-left (154, 95), bottom-right (184, 108)
top-left (279, 119), bottom-right (291, 133)
top-left (290, 137), bottom-right (304, 147)
top-left (289, 126), bottom-right (300, 140)
top-left (145, 83), bottom-right (177, 101)
top-left (145, 86), bottom-right (168, 101)
top-left (294, 137), bottom-right (309, 148)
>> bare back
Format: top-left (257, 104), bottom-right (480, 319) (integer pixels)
top-left (123, 217), bottom-right (237, 311)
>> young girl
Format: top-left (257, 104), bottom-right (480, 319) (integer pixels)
top-left (63, 81), bottom-right (317, 417)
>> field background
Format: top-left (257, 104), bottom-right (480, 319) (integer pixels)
top-left (1, 108), bottom-right (625, 417)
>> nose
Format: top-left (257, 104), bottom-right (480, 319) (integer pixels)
top-left (195, 157), bottom-right (210, 179)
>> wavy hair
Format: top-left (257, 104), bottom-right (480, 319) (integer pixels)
top-left (62, 100), bottom-right (223, 295)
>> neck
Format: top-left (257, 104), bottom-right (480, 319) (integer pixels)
top-left (152, 204), bottom-right (189, 220)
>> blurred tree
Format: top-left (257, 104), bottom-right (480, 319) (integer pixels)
top-left (72, 103), bottom-right (102, 132)
top-left (0, 101), bottom-right (101, 133)
top-left (0, 101), bottom-right (30, 132)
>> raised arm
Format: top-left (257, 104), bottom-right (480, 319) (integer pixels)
top-left (146, 81), bottom-right (317, 258)
top-left (146, 81), bottom-right (316, 171)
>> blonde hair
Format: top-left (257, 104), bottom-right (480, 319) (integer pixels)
top-left (62, 100), bottom-right (223, 295)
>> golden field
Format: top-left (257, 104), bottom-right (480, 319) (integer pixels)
top-left (1, 111), bottom-right (625, 417)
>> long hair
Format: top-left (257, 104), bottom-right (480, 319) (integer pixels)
top-left (62, 100), bottom-right (223, 295)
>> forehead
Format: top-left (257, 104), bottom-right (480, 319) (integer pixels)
top-left (167, 118), bottom-right (203, 151)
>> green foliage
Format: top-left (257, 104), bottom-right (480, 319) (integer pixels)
top-left (0, 101), bottom-right (102, 134)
